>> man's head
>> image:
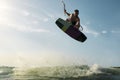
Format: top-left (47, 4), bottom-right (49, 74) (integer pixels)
top-left (74, 9), bottom-right (79, 16)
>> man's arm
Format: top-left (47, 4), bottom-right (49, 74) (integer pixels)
top-left (75, 18), bottom-right (80, 29)
top-left (64, 9), bottom-right (70, 16)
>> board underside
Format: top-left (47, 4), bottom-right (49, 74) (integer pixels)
top-left (55, 18), bottom-right (87, 42)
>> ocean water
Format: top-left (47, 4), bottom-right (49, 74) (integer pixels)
top-left (0, 65), bottom-right (120, 80)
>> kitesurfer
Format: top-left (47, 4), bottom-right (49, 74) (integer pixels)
top-left (64, 9), bottom-right (80, 29)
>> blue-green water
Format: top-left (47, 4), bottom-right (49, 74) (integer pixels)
top-left (0, 65), bottom-right (120, 80)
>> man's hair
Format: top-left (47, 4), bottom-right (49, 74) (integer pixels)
top-left (74, 9), bottom-right (79, 13)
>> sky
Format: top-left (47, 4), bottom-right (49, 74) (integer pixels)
top-left (0, 0), bottom-right (120, 67)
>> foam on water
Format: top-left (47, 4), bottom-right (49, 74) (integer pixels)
top-left (0, 65), bottom-right (120, 80)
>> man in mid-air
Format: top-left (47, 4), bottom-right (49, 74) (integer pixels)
top-left (64, 9), bottom-right (80, 29)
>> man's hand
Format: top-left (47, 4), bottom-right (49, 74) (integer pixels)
top-left (64, 9), bottom-right (67, 14)
top-left (64, 10), bottom-right (70, 16)
top-left (74, 25), bottom-right (79, 29)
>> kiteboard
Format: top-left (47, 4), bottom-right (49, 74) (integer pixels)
top-left (55, 18), bottom-right (87, 42)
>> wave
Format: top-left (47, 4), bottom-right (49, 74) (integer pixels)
top-left (0, 65), bottom-right (120, 80)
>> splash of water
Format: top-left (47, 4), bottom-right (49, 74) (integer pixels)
top-left (86, 64), bottom-right (102, 75)
top-left (0, 65), bottom-right (120, 80)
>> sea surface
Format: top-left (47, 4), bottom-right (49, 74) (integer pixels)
top-left (0, 65), bottom-right (120, 80)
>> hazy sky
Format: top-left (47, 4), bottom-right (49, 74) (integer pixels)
top-left (0, 0), bottom-right (120, 67)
